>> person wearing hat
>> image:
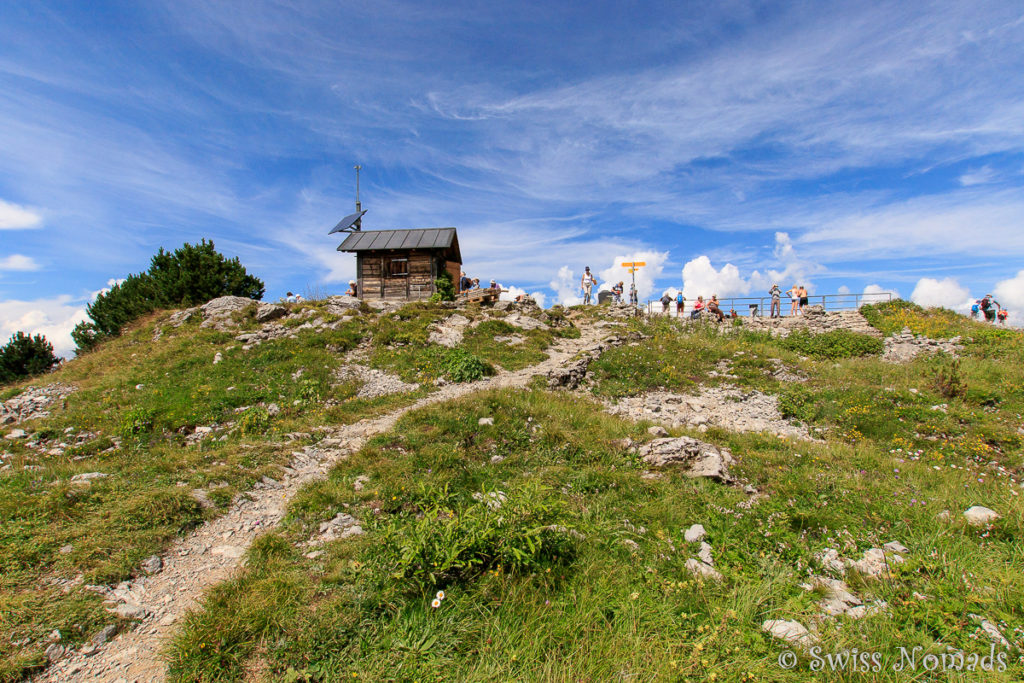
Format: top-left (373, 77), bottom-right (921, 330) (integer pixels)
top-left (459, 271), bottom-right (472, 293)
top-left (345, 281), bottom-right (357, 297)
top-left (489, 279), bottom-right (502, 292)
top-left (581, 266), bottom-right (597, 305)
top-left (769, 284), bottom-right (782, 318)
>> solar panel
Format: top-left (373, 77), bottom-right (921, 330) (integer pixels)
top-left (328, 210), bottom-right (367, 234)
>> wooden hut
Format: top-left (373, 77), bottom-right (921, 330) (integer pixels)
top-left (336, 228), bottom-right (462, 302)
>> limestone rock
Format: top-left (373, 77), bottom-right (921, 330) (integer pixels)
top-left (70, 472), bottom-right (108, 485)
top-left (969, 614), bottom-right (1011, 649)
top-left (963, 506), bottom-right (1000, 526)
top-left (647, 425), bottom-right (668, 438)
top-left (685, 558), bottom-right (723, 581)
top-left (684, 524), bottom-right (706, 543)
top-left (478, 417), bottom-right (494, 426)
top-left (633, 437), bottom-right (734, 481)
top-left (334, 364), bottom-right (418, 399)
top-left (851, 547), bottom-right (904, 578)
top-left (1, 383), bottom-right (78, 427)
top-left (255, 304), bottom-right (287, 323)
top-left (4, 428), bottom-right (27, 440)
top-left (140, 555), bottom-right (162, 574)
top-left (428, 314), bottom-right (471, 347)
top-left (762, 619), bottom-right (816, 647)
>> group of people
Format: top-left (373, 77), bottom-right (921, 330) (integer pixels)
top-left (971, 294), bottom-right (1008, 324)
top-left (657, 293), bottom-right (732, 321)
top-left (767, 284), bottom-right (810, 317)
top-left (459, 272), bottom-right (502, 294)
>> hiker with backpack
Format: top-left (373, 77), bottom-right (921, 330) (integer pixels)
top-left (660, 292), bottom-right (672, 314)
top-left (676, 291), bottom-right (686, 317)
top-left (998, 309), bottom-right (1009, 325)
top-left (979, 294), bottom-right (1001, 323)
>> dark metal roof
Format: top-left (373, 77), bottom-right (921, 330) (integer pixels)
top-left (336, 228), bottom-right (460, 262)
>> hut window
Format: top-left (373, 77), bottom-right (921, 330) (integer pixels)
top-left (388, 258), bottom-right (409, 276)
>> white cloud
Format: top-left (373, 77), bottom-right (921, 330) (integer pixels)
top-left (837, 285), bottom-right (851, 295)
top-left (910, 277), bottom-right (972, 311)
top-left (959, 165), bottom-right (997, 186)
top-left (0, 254), bottom-right (40, 271)
top-left (597, 251), bottom-right (668, 302)
top-left (0, 295), bottom-right (89, 358)
top-left (859, 284), bottom-right (898, 306)
top-left (993, 270), bottom-right (1024, 311)
top-left (0, 198), bottom-right (42, 229)
top-left (680, 256), bottom-right (750, 301)
top-left (550, 266), bottom-right (581, 306)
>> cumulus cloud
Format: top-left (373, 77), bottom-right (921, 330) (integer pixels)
top-left (910, 277), bottom-right (972, 311)
top-left (0, 198), bottom-right (42, 229)
top-left (678, 233), bottom-right (822, 303)
top-left (993, 270), bottom-right (1024, 312)
top-left (859, 284), bottom-right (898, 306)
top-left (550, 265), bottom-right (581, 306)
top-left (597, 251), bottom-right (668, 302)
top-left (837, 285), bottom-right (851, 295)
top-left (0, 254), bottom-right (40, 271)
top-left (0, 295), bottom-right (89, 358)
top-left (680, 256), bottom-right (750, 301)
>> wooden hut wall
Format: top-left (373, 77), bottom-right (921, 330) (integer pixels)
top-left (357, 250), bottom-right (444, 301)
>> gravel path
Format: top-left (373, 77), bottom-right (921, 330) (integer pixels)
top-left (37, 323), bottom-right (608, 683)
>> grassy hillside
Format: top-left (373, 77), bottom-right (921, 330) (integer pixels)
top-left (0, 298), bottom-right (568, 681)
top-left (163, 302), bottom-right (1021, 681)
top-left (2, 300), bottom-right (1022, 681)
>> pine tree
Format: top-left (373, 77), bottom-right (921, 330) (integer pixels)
top-left (0, 332), bottom-right (59, 384)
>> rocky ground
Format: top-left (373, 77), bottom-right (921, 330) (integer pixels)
top-left (603, 386), bottom-right (816, 441)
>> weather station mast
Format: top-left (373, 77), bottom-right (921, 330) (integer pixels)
top-left (327, 164), bottom-right (367, 235)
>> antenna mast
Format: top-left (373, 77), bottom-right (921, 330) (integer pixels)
top-left (354, 164), bottom-right (362, 213)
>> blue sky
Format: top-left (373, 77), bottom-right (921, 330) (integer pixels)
top-left (2, 0), bottom-right (1024, 354)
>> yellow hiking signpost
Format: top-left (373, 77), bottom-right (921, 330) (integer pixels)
top-left (621, 261), bottom-right (645, 305)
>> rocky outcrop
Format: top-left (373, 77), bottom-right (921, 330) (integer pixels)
top-left (632, 436), bottom-right (735, 481)
top-left (334, 365), bottom-right (419, 399)
top-left (428, 314), bottom-right (472, 347)
top-left (882, 327), bottom-right (961, 363)
top-left (741, 307), bottom-right (882, 338)
top-left (604, 387), bottom-right (814, 440)
top-left (1, 383), bottom-right (78, 426)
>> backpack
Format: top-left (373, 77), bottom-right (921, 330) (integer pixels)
top-left (980, 298), bottom-right (991, 310)
top-left (971, 304), bottom-right (979, 313)
top-left (676, 292), bottom-right (684, 303)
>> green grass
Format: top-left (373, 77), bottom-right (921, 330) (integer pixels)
top-left (0, 300), bottom-right (536, 680)
top-left (6, 301), bottom-right (1024, 681)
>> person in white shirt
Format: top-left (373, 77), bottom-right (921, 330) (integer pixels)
top-left (580, 267), bottom-right (597, 304)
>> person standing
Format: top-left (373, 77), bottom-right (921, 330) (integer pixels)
top-left (581, 267), bottom-right (597, 304)
top-left (660, 292), bottom-right (672, 314)
top-left (769, 284), bottom-right (782, 318)
top-left (786, 285), bottom-right (799, 316)
top-left (676, 291), bottom-right (686, 317)
top-left (798, 285), bottom-right (809, 313)
top-left (629, 282), bottom-right (638, 307)
top-left (459, 271), bottom-right (472, 293)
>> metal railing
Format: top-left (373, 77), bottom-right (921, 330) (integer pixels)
top-left (645, 291), bottom-right (894, 317)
